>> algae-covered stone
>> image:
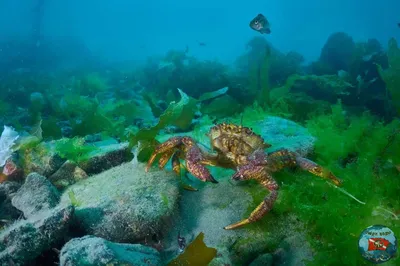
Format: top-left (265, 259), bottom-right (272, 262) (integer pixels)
top-left (0, 181), bottom-right (21, 223)
top-left (60, 162), bottom-right (179, 242)
top-left (78, 141), bottom-right (133, 175)
top-left (11, 172), bottom-right (60, 218)
top-left (0, 205), bottom-right (74, 265)
top-left (259, 116), bottom-right (315, 156)
top-left (23, 141), bottom-right (66, 177)
top-left (49, 160), bottom-right (88, 189)
top-left (59, 235), bottom-right (162, 266)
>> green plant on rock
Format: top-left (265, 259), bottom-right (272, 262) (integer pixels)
top-left (55, 137), bottom-right (98, 163)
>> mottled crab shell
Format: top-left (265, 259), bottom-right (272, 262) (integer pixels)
top-left (207, 123), bottom-right (271, 165)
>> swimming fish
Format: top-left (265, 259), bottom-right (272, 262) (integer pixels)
top-left (250, 14), bottom-right (271, 34)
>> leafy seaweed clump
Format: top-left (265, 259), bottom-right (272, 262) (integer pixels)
top-left (55, 137), bottom-right (98, 163)
top-left (236, 101), bottom-right (399, 265)
top-left (279, 101), bottom-right (400, 265)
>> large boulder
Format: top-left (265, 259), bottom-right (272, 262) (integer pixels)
top-left (0, 205), bottom-right (74, 265)
top-left (59, 235), bottom-right (162, 266)
top-left (11, 172), bottom-right (60, 218)
top-left (319, 32), bottom-right (355, 73)
top-left (60, 161), bottom-right (179, 243)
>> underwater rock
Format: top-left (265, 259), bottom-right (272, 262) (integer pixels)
top-left (57, 121), bottom-right (73, 138)
top-left (49, 160), bottom-right (88, 189)
top-left (59, 235), bottom-right (162, 266)
top-left (249, 253), bottom-right (273, 266)
top-left (78, 141), bottom-right (133, 175)
top-left (259, 116), bottom-right (315, 156)
top-left (0, 182), bottom-right (22, 224)
top-left (23, 141), bottom-right (66, 177)
top-left (319, 32), bottom-right (355, 73)
top-left (0, 204), bottom-right (74, 265)
top-left (12, 172), bottom-right (60, 218)
top-left (60, 162), bottom-right (179, 243)
top-left (83, 133), bottom-right (102, 143)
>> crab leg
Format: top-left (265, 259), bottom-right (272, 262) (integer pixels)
top-left (268, 149), bottom-right (342, 186)
top-left (172, 151), bottom-right (198, 191)
top-left (158, 150), bottom-right (175, 169)
top-left (225, 165), bottom-right (278, 230)
top-left (185, 146), bottom-right (218, 183)
top-left (146, 137), bottom-right (183, 172)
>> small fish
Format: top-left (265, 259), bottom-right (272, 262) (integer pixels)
top-left (398, 23), bottom-right (400, 28)
top-left (250, 14), bottom-right (271, 34)
top-left (197, 41), bottom-right (206, 46)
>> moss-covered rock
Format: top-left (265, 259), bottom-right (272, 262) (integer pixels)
top-left (60, 162), bottom-right (179, 243)
top-left (59, 235), bottom-right (162, 266)
top-left (0, 205), bottom-right (74, 265)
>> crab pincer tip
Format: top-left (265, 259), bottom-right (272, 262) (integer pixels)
top-left (207, 175), bottom-right (219, 183)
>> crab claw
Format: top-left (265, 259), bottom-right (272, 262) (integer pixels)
top-left (186, 146), bottom-right (218, 183)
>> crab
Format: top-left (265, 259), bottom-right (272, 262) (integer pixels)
top-left (145, 123), bottom-right (342, 230)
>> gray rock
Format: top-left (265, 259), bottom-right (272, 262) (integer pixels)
top-left (259, 116), bottom-right (315, 156)
top-left (60, 162), bottom-right (179, 242)
top-left (0, 182), bottom-right (21, 223)
top-left (78, 142), bottom-right (133, 175)
top-left (23, 141), bottom-right (66, 177)
top-left (49, 160), bottom-right (88, 189)
top-left (0, 205), bottom-right (74, 265)
top-left (249, 253), bottom-right (274, 266)
top-left (59, 235), bottom-right (162, 266)
top-left (12, 172), bottom-right (60, 218)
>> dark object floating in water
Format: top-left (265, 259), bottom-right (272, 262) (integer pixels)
top-left (250, 13), bottom-right (271, 34)
top-left (398, 23), bottom-right (400, 28)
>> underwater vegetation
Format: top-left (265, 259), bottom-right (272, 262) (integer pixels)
top-left (0, 31), bottom-right (399, 266)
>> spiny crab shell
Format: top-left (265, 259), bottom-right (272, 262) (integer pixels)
top-left (206, 123), bottom-right (271, 166)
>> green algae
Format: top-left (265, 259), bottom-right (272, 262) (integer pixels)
top-left (377, 38), bottom-right (400, 115)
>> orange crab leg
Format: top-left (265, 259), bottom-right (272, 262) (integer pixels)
top-left (172, 151), bottom-right (198, 191)
top-left (225, 166), bottom-right (278, 230)
top-left (146, 137), bottom-right (183, 172)
top-left (158, 150), bottom-right (175, 169)
top-left (267, 149), bottom-right (342, 186)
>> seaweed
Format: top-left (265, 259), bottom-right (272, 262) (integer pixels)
top-left (167, 232), bottom-right (217, 266)
top-left (128, 89), bottom-right (193, 154)
top-left (55, 137), bottom-right (98, 163)
top-left (68, 190), bottom-right (82, 207)
top-left (377, 38), bottom-right (400, 114)
top-left (128, 87), bottom-right (230, 158)
top-left (198, 86), bottom-right (228, 102)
